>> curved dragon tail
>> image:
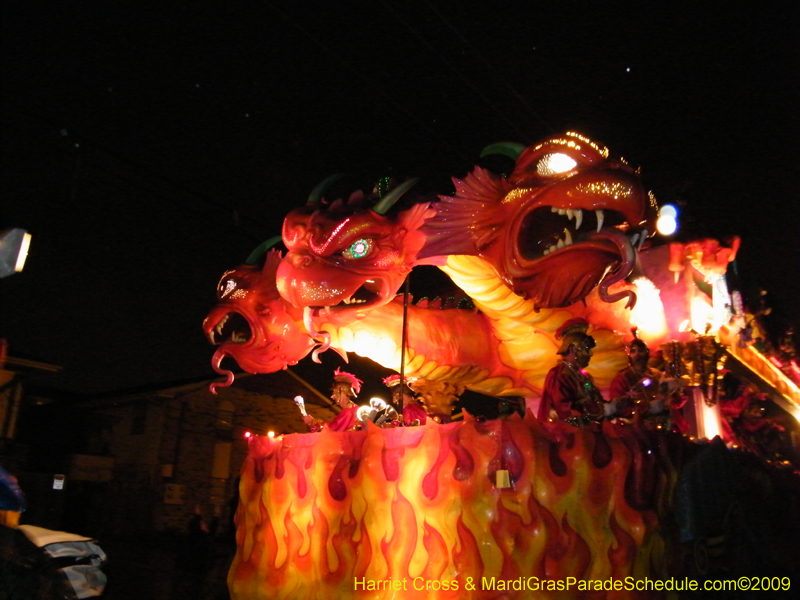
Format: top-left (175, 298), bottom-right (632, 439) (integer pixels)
top-left (302, 307), bottom-right (347, 363)
top-left (311, 330), bottom-right (332, 363)
top-left (594, 229), bottom-right (637, 309)
top-left (210, 347), bottom-right (235, 394)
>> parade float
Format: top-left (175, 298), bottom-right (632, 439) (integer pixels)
top-left (204, 132), bottom-right (800, 599)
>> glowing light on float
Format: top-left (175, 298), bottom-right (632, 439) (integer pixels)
top-left (293, 395), bottom-right (307, 417)
top-left (688, 277), bottom-right (730, 336)
top-left (536, 152), bottom-right (577, 175)
top-left (689, 388), bottom-right (723, 441)
top-left (656, 204), bottom-right (678, 236)
top-left (658, 204), bottom-right (677, 219)
top-left (656, 215), bottom-right (677, 236)
top-left (727, 342), bottom-right (800, 424)
top-left (356, 405), bottom-right (371, 422)
top-left (690, 296), bottom-right (718, 335)
top-left (350, 330), bottom-right (399, 366)
top-left (628, 277), bottom-right (668, 338)
top-left (710, 274), bottom-right (733, 333)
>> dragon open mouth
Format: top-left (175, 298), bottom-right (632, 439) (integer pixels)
top-left (207, 312), bottom-right (252, 345)
top-left (303, 278), bottom-right (386, 338)
top-left (337, 279), bottom-right (382, 307)
top-left (518, 206), bottom-right (647, 260)
top-left (312, 277), bottom-right (385, 316)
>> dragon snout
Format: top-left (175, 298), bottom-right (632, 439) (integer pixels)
top-left (288, 253), bottom-right (313, 268)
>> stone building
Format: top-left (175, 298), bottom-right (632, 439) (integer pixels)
top-left (11, 369), bottom-right (336, 538)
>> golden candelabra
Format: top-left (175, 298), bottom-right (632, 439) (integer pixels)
top-left (662, 335), bottom-right (726, 405)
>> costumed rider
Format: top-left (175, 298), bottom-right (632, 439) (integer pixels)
top-left (537, 318), bottom-right (605, 427)
top-left (607, 333), bottom-right (662, 421)
top-left (384, 374), bottom-right (426, 426)
top-left (303, 368), bottom-right (363, 432)
top-left (607, 332), bottom-right (686, 429)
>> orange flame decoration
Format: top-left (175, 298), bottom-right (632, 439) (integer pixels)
top-left (230, 416), bottom-right (678, 599)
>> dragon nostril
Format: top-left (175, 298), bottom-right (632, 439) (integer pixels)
top-left (291, 254), bottom-right (312, 268)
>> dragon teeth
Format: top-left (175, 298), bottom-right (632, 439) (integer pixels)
top-left (543, 228), bottom-right (575, 256)
top-left (595, 209), bottom-right (605, 232)
top-left (215, 314), bottom-right (229, 335)
top-left (552, 206), bottom-right (584, 229)
top-left (639, 229), bottom-right (648, 251)
top-left (542, 207), bottom-right (584, 256)
top-left (303, 306), bottom-right (315, 336)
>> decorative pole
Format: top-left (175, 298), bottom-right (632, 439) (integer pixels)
top-left (398, 275), bottom-right (411, 406)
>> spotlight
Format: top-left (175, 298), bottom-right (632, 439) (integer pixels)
top-left (656, 215), bottom-right (677, 235)
top-left (659, 204), bottom-right (678, 219)
top-left (0, 228), bottom-right (32, 277)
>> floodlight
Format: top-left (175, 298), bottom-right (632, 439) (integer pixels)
top-left (0, 228), bottom-right (32, 277)
top-left (656, 214), bottom-right (677, 236)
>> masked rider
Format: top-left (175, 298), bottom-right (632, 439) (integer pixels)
top-left (537, 319), bottom-right (605, 427)
top-left (607, 336), bottom-right (686, 429)
top-left (384, 374), bottom-right (427, 426)
top-left (304, 368), bottom-right (363, 432)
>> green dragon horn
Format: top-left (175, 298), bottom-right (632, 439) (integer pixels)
top-left (244, 235), bottom-right (282, 266)
top-left (373, 178), bottom-right (420, 215)
top-left (480, 141), bottom-right (525, 161)
top-left (307, 173), bottom-right (346, 205)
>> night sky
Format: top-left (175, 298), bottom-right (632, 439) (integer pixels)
top-left (2, 2), bottom-right (798, 396)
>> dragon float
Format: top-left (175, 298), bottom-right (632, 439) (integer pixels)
top-left (203, 132), bottom-right (738, 599)
top-left (205, 132), bottom-right (661, 400)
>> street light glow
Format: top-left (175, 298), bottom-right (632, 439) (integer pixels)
top-left (0, 228), bottom-right (32, 277)
top-left (657, 214), bottom-right (677, 235)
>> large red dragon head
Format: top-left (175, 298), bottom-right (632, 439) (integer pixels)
top-left (420, 131), bottom-right (659, 309)
top-left (203, 250), bottom-right (315, 391)
top-left (276, 182), bottom-right (435, 323)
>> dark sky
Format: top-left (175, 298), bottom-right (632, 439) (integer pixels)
top-left (2, 2), bottom-right (798, 395)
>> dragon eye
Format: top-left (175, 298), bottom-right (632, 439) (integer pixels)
top-left (218, 277), bottom-right (237, 299)
top-left (342, 238), bottom-right (373, 259)
top-left (536, 153), bottom-right (577, 176)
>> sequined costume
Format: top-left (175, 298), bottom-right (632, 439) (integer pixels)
top-left (538, 360), bottom-right (604, 424)
top-left (402, 402), bottom-right (427, 426)
top-left (609, 365), bottom-right (663, 419)
top-left (327, 404), bottom-right (361, 432)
